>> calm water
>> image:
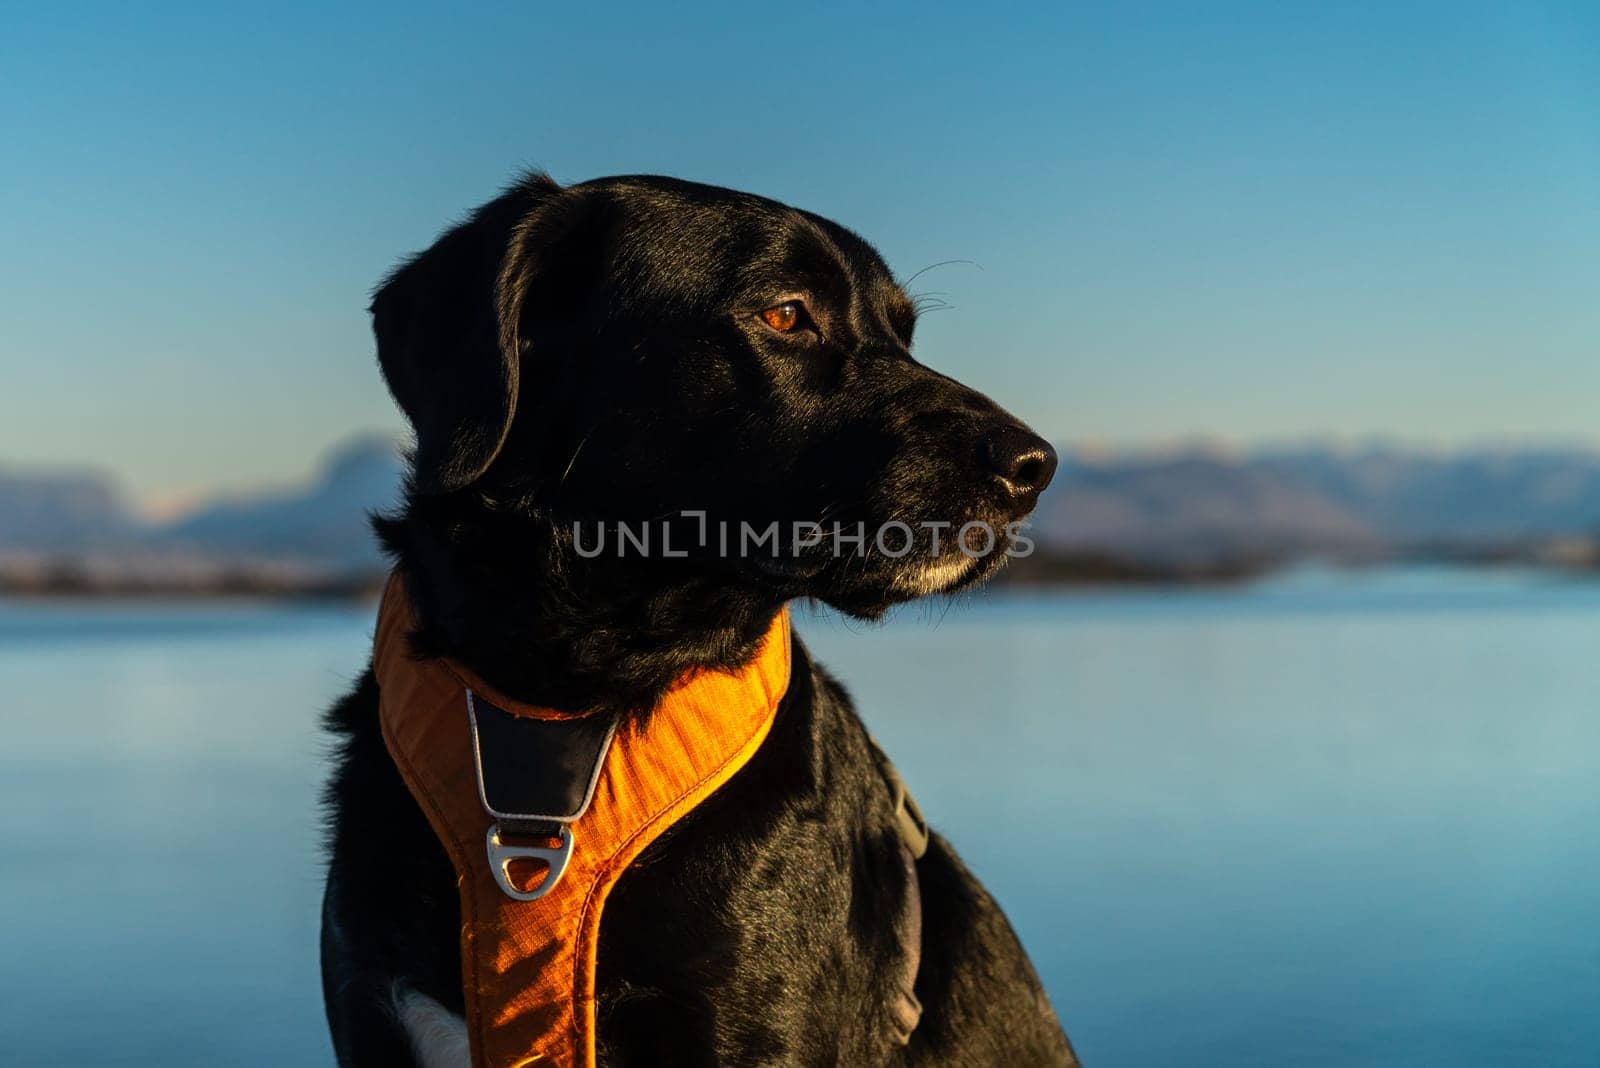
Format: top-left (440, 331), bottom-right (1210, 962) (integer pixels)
top-left (1, 567), bottom-right (1597, 1066)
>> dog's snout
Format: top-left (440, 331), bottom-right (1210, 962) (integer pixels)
top-left (982, 426), bottom-right (1058, 500)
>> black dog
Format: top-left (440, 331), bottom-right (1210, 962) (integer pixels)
top-left (321, 172), bottom-right (1078, 1066)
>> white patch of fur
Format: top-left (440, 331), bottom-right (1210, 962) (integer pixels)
top-left (891, 552), bottom-right (977, 597)
top-left (392, 983), bottom-right (470, 1068)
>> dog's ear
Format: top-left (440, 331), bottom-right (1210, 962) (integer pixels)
top-left (371, 173), bottom-right (604, 493)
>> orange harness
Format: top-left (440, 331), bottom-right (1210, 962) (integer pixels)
top-left (373, 573), bottom-right (792, 1068)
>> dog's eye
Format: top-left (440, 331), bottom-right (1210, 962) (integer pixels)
top-left (760, 302), bottom-right (804, 333)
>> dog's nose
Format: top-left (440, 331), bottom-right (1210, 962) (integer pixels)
top-left (982, 426), bottom-right (1058, 499)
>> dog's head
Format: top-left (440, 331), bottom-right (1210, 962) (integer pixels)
top-left (375, 173), bottom-right (1055, 618)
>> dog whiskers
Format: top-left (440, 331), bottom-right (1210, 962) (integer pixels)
top-left (559, 427), bottom-right (598, 489)
top-left (900, 258), bottom-right (981, 287)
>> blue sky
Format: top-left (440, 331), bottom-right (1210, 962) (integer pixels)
top-left (3, 2), bottom-right (1597, 505)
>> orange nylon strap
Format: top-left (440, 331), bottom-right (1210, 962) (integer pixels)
top-left (373, 573), bottom-right (791, 1067)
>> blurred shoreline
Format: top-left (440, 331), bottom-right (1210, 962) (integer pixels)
top-left (4, 542), bottom-right (1594, 600)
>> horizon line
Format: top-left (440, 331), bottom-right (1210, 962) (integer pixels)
top-left (8, 426), bottom-right (1600, 525)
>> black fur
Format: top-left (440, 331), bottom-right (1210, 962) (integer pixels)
top-left (321, 172), bottom-right (1075, 1065)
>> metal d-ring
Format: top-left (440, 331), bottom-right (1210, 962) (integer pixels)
top-left (485, 822), bottom-right (574, 901)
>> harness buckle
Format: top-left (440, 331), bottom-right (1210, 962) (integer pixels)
top-left (886, 765), bottom-right (930, 860)
top-left (486, 822), bottom-right (573, 901)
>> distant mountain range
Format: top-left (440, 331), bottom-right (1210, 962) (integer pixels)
top-left (3, 437), bottom-right (1600, 589)
top-left (0, 467), bottom-right (140, 551)
top-left (1036, 443), bottom-right (1600, 563)
top-left (0, 435), bottom-right (405, 585)
top-left (152, 435), bottom-right (404, 569)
